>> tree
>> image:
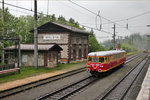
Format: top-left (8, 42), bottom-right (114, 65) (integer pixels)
top-left (69, 18), bottom-right (75, 24)
top-left (50, 14), bottom-right (56, 22)
top-left (19, 15), bottom-right (34, 43)
top-left (88, 29), bottom-right (105, 52)
top-left (0, 8), bottom-right (18, 38)
top-left (57, 15), bottom-right (67, 24)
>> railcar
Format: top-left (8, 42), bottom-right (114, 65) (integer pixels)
top-left (87, 50), bottom-right (126, 76)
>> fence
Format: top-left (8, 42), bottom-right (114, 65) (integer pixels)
top-left (0, 38), bottom-right (20, 74)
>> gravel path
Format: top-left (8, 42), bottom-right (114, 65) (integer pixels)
top-left (0, 62), bottom-right (86, 91)
top-left (2, 72), bottom-right (90, 100)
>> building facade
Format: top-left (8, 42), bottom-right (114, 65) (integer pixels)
top-left (37, 22), bottom-right (90, 63)
top-left (6, 44), bottom-right (62, 68)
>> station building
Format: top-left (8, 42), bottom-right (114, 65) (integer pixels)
top-left (37, 22), bottom-right (90, 63)
top-left (5, 22), bottom-right (90, 68)
top-left (5, 44), bottom-right (62, 68)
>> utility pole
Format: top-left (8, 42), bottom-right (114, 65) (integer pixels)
top-left (2, 0), bottom-right (5, 64)
top-left (34, 0), bottom-right (38, 69)
top-left (113, 24), bottom-right (116, 49)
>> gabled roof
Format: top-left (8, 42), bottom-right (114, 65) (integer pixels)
top-left (5, 44), bottom-right (63, 51)
top-left (35, 22), bottom-right (90, 35)
top-left (88, 50), bottom-right (126, 56)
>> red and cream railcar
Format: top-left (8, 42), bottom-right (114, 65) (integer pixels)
top-left (87, 50), bottom-right (126, 76)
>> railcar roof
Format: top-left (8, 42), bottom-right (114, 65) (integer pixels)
top-left (88, 50), bottom-right (126, 56)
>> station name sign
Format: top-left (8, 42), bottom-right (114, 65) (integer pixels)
top-left (43, 35), bottom-right (61, 40)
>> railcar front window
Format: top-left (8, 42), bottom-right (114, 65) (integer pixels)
top-left (93, 57), bottom-right (98, 63)
top-left (88, 57), bottom-right (92, 62)
top-left (99, 57), bottom-right (104, 63)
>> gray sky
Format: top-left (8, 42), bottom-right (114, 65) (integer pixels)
top-left (1, 0), bottom-right (150, 42)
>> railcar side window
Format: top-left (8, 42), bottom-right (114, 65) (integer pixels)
top-left (93, 57), bottom-right (98, 63)
top-left (105, 57), bottom-right (107, 63)
top-left (99, 57), bottom-right (104, 63)
top-left (88, 57), bottom-right (92, 62)
top-left (112, 56), bottom-right (114, 61)
top-left (107, 57), bottom-right (110, 62)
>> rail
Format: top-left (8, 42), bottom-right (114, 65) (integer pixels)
top-left (0, 54), bottom-right (141, 99)
top-left (96, 54), bottom-right (149, 100)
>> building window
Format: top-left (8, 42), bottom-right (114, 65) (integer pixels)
top-left (49, 53), bottom-right (51, 62)
top-left (84, 48), bottom-right (87, 59)
top-left (73, 49), bottom-right (76, 61)
top-left (76, 37), bottom-right (80, 43)
top-left (79, 49), bottom-right (82, 60)
top-left (58, 53), bottom-right (61, 60)
top-left (53, 53), bottom-right (55, 61)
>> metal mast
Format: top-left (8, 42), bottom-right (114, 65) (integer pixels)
top-left (34, 0), bottom-right (38, 69)
top-left (2, 0), bottom-right (5, 64)
top-left (113, 24), bottom-right (116, 49)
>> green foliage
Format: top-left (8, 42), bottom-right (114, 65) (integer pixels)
top-left (0, 61), bottom-right (86, 83)
top-left (69, 18), bottom-right (75, 24)
top-left (102, 33), bottom-right (150, 52)
top-left (88, 31), bottom-right (105, 52)
top-left (121, 43), bottom-right (137, 53)
top-left (108, 46), bottom-right (113, 50)
top-left (0, 8), bottom-right (85, 44)
top-left (57, 15), bottom-right (67, 24)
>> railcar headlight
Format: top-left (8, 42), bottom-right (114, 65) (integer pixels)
top-left (87, 68), bottom-right (91, 72)
top-left (100, 65), bottom-right (103, 68)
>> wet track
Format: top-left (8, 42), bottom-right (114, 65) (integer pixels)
top-left (96, 54), bottom-right (149, 100)
top-left (0, 53), bottom-right (147, 100)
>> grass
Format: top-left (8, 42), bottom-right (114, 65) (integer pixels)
top-left (127, 51), bottom-right (139, 56)
top-left (0, 61), bottom-right (86, 84)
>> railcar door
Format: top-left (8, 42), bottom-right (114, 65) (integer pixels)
top-left (104, 56), bottom-right (111, 70)
top-left (107, 56), bottom-right (111, 68)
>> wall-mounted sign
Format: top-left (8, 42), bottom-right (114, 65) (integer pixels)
top-left (22, 55), bottom-right (28, 63)
top-left (43, 35), bottom-right (61, 40)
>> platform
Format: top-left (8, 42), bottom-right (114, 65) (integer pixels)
top-left (137, 64), bottom-right (150, 100)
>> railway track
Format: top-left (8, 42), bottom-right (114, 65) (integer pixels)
top-left (36, 76), bottom-right (97, 100)
top-left (0, 67), bottom-right (86, 98)
top-left (125, 54), bottom-right (141, 64)
top-left (0, 54), bottom-right (141, 99)
top-left (35, 54), bottom-right (142, 100)
top-left (96, 54), bottom-right (149, 100)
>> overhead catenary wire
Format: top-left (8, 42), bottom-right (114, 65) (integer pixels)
top-left (9, 8), bottom-right (33, 15)
top-left (68, 0), bottom-right (133, 40)
top-left (0, 1), bottom-right (48, 16)
top-left (0, 1), bottom-right (116, 36)
top-left (1, 1), bottom-right (140, 38)
top-left (68, 0), bottom-right (125, 27)
top-left (95, 11), bottom-right (102, 31)
top-left (68, 0), bottom-right (150, 35)
top-left (67, 0), bottom-right (127, 38)
top-left (102, 10), bottom-right (150, 25)
top-left (1, 1), bottom-right (149, 30)
top-left (80, 24), bottom-right (113, 35)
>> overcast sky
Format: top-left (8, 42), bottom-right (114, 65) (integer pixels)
top-left (1, 0), bottom-right (150, 42)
